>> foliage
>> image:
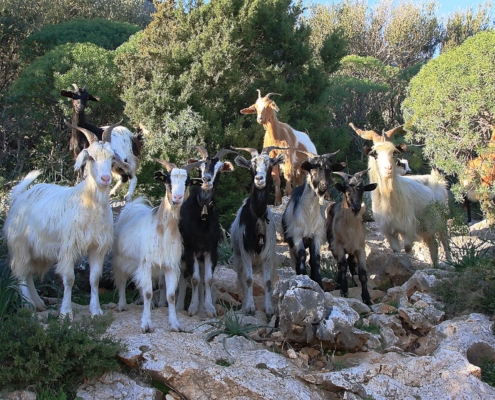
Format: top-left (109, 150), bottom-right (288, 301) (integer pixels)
top-left (402, 31), bottom-right (495, 217)
top-left (0, 310), bottom-right (125, 397)
top-left (433, 256), bottom-right (495, 317)
top-left (482, 357), bottom-right (495, 387)
top-left (442, 3), bottom-right (493, 52)
top-left (0, 264), bottom-right (26, 323)
top-left (305, 0), bottom-right (443, 69)
top-left (23, 18), bottom-right (141, 62)
top-left (118, 0), bottom-right (347, 227)
top-left (1, 42), bottom-right (122, 182)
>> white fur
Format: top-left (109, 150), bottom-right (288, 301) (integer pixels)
top-left (368, 141), bottom-right (451, 264)
top-left (112, 168), bottom-right (188, 333)
top-left (4, 141), bottom-right (116, 318)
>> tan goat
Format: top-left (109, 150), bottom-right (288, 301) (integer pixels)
top-left (241, 90), bottom-right (317, 205)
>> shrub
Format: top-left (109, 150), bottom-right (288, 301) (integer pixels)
top-left (0, 310), bottom-right (125, 397)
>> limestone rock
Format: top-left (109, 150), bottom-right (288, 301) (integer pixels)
top-left (383, 253), bottom-right (415, 286)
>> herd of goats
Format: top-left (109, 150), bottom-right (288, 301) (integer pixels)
top-left (3, 86), bottom-right (488, 333)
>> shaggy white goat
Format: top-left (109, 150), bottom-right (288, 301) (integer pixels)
top-left (112, 158), bottom-right (202, 333)
top-left (4, 121), bottom-right (128, 318)
top-left (367, 141), bottom-right (451, 265)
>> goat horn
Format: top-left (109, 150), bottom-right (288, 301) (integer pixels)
top-left (64, 119), bottom-right (98, 144)
top-left (295, 149), bottom-right (318, 158)
top-left (349, 123), bottom-right (383, 144)
top-left (82, 84), bottom-right (87, 91)
top-left (72, 83), bottom-right (79, 92)
top-left (102, 120), bottom-right (122, 143)
top-left (182, 160), bottom-right (203, 172)
top-left (262, 146), bottom-right (289, 156)
top-left (152, 157), bottom-right (176, 172)
top-left (257, 89), bottom-right (262, 99)
top-left (231, 146), bottom-right (259, 157)
top-left (214, 148), bottom-right (238, 159)
top-left (333, 171), bottom-right (349, 180)
top-left (383, 125), bottom-right (405, 140)
top-left (264, 92), bottom-right (281, 99)
top-left (322, 150), bottom-right (340, 158)
top-left (186, 145), bottom-right (209, 159)
top-left (356, 168), bottom-right (370, 178)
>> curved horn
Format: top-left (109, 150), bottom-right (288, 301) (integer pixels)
top-left (72, 83), bottom-right (79, 92)
top-left (214, 148), bottom-right (239, 159)
top-left (257, 89), bottom-right (262, 99)
top-left (295, 149), bottom-right (318, 158)
top-left (356, 168), bottom-right (370, 178)
top-left (182, 160), bottom-right (203, 172)
top-left (264, 92), bottom-right (281, 99)
top-left (186, 145), bottom-right (209, 159)
top-left (321, 150), bottom-right (340, 158)
top-left (262, 146), bottom-right (289, 156)
top-left (102, 120), bottom-right (122, 143)
top-left (349, 122), bottom-right (383, 144)
top-left (64, 119), bottom-right (98, 144)
top-left (333, 171), bottom-right (349, 180)
top-left (82, 84), bottom-right (87, 91)
top-left (231, 146), bottom-right (259, 157)
top-left (383, 125), bottom-right (405, 141)
top-left (152, 157), bottom-right (176, 172)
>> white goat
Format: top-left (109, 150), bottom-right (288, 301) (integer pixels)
top-left (366, 141), bottom-right (451, 265)
top-left (230, 146), bottom-right (285, 317)
top-left (112, 158), bottom-right (202, 333)
top-left (4, 121), bottom-right (129, 318)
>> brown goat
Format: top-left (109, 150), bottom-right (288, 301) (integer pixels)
top-left (241, 90), bottom-right (318, 205)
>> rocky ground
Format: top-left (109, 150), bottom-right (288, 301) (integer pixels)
top-left (5, 201), bottom-right (495, 400)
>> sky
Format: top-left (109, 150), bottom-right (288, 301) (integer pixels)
top-left (305, 1), bottom-right (490, 19)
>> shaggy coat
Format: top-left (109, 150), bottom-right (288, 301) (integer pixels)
top-left (230, 146), bottom-right (285, 317)
top-left (367, 141), bottom-right (451, 265)
top-left (4, 122), bottom-right (128, 318)
top-left (241, 90), bottom-right (317, 205)
top-left (112, 160), bottom-right (202, 333)
top-left (282, 152), bottom-right (345, 288)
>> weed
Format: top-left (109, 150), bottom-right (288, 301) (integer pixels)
top-left (217, 228), bottom-right (233, 266)
top-left (215, 358), bottom-right (231, 367)
top-left (0, 310), bottom-right (125, 398)
top-left (320, 258), bottom-right (338, 281)
top-left (0, 264), bottom-right (27, 322)
top-left (481, 358), bottom-right (495, 387)
top-left (355, 319), bottom-right (381, 335)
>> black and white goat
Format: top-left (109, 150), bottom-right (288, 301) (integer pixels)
top-left (229, 146), bottom-right (286, 317)
top-left (61, 83), bottom-right (144, 201)
top-left (170, 147), bottom-right (237, 317)
top-left (282, 151), bottom-right (346, 288)
top-left (112, 158), bottom-right (202, 333)
top-left (326, 170), bottom-right (377, 305)
top-left (4, 121), bottom-right (129, 318)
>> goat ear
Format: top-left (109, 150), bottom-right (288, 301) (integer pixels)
top-left (154, 171), bottom-right (169, 184)
top-left (60, 90), bottom-right (74, 99)
top-left (364, 183), bottom-right (378, 192)
top-left (367, 149), bottom-right (377, 159)
top-left (234, 155), bottom-right (251, 170)
top-left (240, 106), bottom-right (256, 115)
top-left (89, 95), bottom-right (100, 102)
top-left (269, 101), bottom-right (279, 112)
top-left (396, 144), bottom-right (406, 153)
top-left (332, 162), bottom-right (346, 172)
top-left (74, 149), bottom-right (90, 171)
top-left (301, 160), bottom-right (313, 171)
top-left (220, 161), bottom-right (235, 173)
top-left (114, 154), bottom-right (132, 173)
top-left (334, 182), bottom-right (346, 193)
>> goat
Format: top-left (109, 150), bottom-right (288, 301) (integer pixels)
top-left (4, 120), bottom-right (129, 318)
top-left (171, 147), bottom-right (237, 318)
top-left (112, 158), bottom-right (202, 333)
top-left (365, 140), bottom-right (451, 265)
top-left (326, 170), bottom-right (377, 305)
top-left (61, 83), bottom-right (144, 201)
top-left (282, 151), bottom-right (346, 288)
top-left (241, 90), bottom-right (318, 206)
top-left (229, 146), bottom-right (286, 317)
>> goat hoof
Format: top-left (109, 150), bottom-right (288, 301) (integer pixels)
top-left (141, 323), bottom-right (155, 333)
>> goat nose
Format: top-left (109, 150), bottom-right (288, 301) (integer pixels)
top-left (173, 193), bottom-right (183, 203)
top-left (255, 175), bottom-right (263, 181)
top-left (101, 175), bottom-right (111, 184)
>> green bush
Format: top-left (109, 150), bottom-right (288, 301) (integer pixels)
top-left (0, 310), bottom-right (125, 397)
top-left (23, 18), bottom-right (141, 61)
